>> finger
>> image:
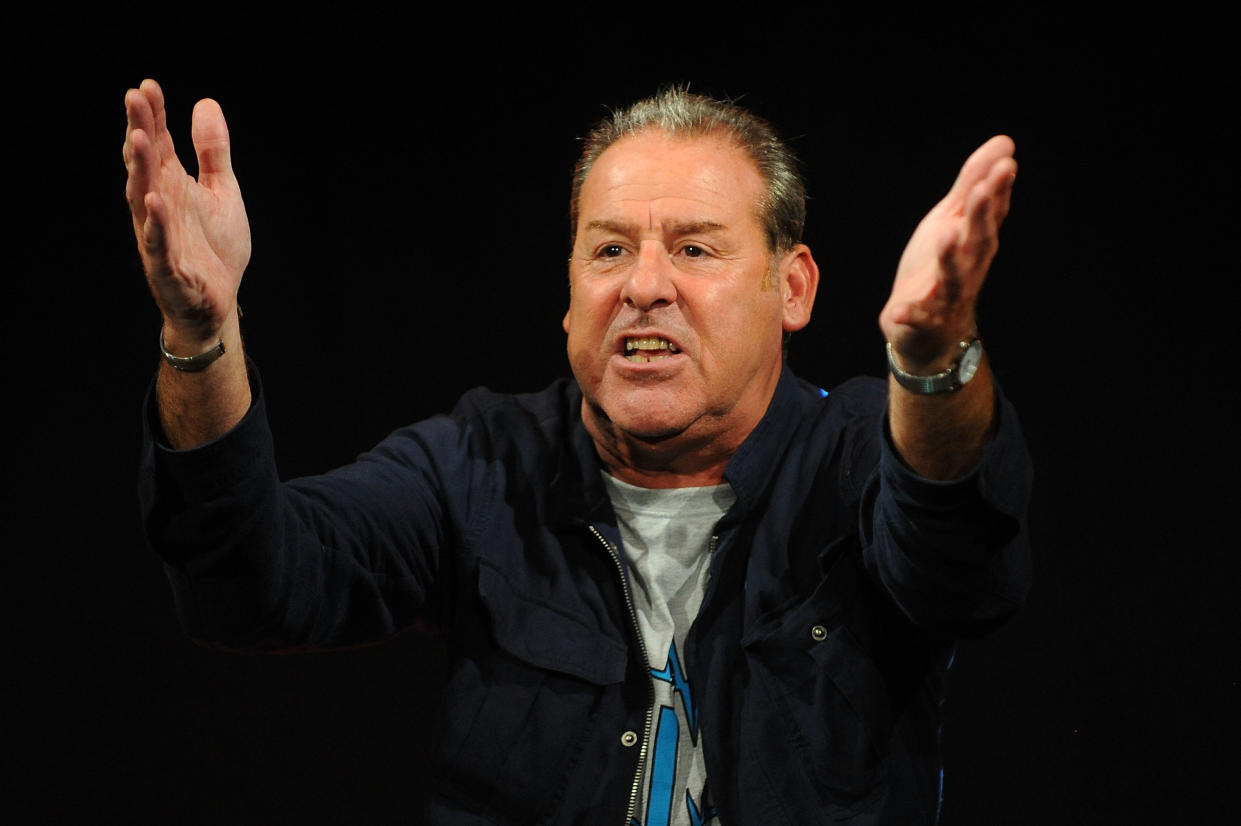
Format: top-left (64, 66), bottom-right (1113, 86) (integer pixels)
top-left (961, 182), bottom-right (999, 272)
top-left (961, 157), bottom-right (1017, 260)
top-left (142, 191), bottom-right (172, 277)
top-left (935, 220), bottom-right (969, 302)
top-left (122, 87), bottom-right (141, 164)
top-left (126, 127), bottom-right (154, 226)
top-left (191, 98), bottom-right (235, 182)
top-left (124, 82), bottom-right (175, 180)
top-left (990, 158), bottom-right (1017, 226)
top-left (139, 78), bottom-right (178, 160)
top-left (141, 79), bottom-right (167, 141)
top-left (946, 135), bottom-right (1016, 204)
top-left (125, 85), bottom-right (156, 145)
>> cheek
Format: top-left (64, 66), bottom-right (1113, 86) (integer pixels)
top-left (699, 292), bottom-right (782, 373)
top-left (564, 299), bottom-right (610, 376)
top-left (567, 286), bottom-right (617, 338)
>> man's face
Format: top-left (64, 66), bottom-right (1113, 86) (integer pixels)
top-left (564, 131), bottom-right (811, 455)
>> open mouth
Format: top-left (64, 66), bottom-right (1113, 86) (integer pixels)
top-left (624, 336), bottom-right (681, 363)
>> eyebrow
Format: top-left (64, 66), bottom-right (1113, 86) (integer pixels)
top-left (583, 218), bottom-right (728, 236)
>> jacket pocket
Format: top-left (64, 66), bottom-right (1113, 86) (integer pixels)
top-left (478, 559), bottom-right (628, 684)
top-left (743, 550), bottom-right (890, 815)
top-left (432, 560), bottom-right (629, 821)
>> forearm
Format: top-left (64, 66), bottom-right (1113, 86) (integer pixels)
top-left (156, 308), bottom-right (251, 448)
top-left (887, 352), bottom-right (995, 480)
top-left (867, 370), bottom-right (1032, 635)
top-left (143, 367), bottom-right (448, 650)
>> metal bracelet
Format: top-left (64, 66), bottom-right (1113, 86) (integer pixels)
top-left (160, 330), bottom-right (225, 372)
top-left (886, 339), bottom-right (980, 394)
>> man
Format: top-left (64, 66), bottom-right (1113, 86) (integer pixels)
top-left (125, 79), bottom-right (1030, 825)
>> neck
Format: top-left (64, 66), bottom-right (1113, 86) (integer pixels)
top-left (581, 400), bottom-right (749, 489)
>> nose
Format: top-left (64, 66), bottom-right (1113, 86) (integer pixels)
top-left (621, 241), bottom-right (678, 311)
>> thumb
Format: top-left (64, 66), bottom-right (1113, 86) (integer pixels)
top-left (190, 98), bottom-right (234, 180)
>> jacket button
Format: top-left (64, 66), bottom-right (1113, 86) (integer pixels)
top-left (620, 730), bottom-right (639, 747)
top-left (810, 624), bottom-right (828, 642)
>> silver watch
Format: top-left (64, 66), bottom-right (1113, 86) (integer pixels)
top-left (886, 337), bottom-right (983, 394)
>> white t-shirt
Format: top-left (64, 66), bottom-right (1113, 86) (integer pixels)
top-left (601, 472), bottom-right (736, 826)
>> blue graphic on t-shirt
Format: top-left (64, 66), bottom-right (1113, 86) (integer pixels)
top-left (645, 705), bottom-right (679, 826)
top-left (685, 786), bottom-right (717, 826)
top-left (636, 641), bottom-right (716, 826)
top-left (650, 640), bottom-right (698, 743)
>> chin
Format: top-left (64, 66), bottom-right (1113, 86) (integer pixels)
top-left (589, 388), bottom-right (701, 443)
top-left (616, 419), bottom-right (690, 443)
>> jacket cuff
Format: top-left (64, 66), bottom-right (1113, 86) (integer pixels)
top-left (140, 358), bottom-right (274, 505)
top-left (878, 381), bottom-right (1032, 519)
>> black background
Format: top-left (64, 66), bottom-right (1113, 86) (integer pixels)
top-left (11, 6), bottom-right (1237, 824)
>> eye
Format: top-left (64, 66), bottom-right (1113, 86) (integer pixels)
top-left (598, 244), bottom-right (626, 258)
top-left (681, 245), bottom-right (706, 258)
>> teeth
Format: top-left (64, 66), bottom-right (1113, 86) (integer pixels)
top-left (624, 337), bottom-right (680, 354)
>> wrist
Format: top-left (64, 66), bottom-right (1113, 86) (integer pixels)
top-left (159, 323), bottom-right (220, 354)
top-left (159, 307), bottom-right (242, 372)
top-left (884, 317), bottom-right (978, 370)
top-left (162, 304), bottom-right (241, 347)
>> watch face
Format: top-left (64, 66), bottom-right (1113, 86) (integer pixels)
top-left (958, 340), bottom-right (983, 384)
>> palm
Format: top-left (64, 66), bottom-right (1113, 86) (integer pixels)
top-left (125, 80), bottom-right (250, 337)
top-left (879, 136), bottom-right (1016, 365)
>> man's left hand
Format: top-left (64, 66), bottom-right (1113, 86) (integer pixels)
top-left (879, 135), bottom-right (1016, 369)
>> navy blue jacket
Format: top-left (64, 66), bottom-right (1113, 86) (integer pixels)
top-left (141, 365), bottom-right (1031, 825)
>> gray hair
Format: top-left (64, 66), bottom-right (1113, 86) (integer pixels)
top-left (569, 87), bottom-right (807, 255)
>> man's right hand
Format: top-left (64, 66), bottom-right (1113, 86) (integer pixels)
top-left (125, 79), bottom-right (253, 449)
top-left (124, 78), bottom-right (250, 352)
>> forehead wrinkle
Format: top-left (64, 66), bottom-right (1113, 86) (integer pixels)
top-left (584, 218), bottom-right (641, 235)
top-left (582, 216), bottom-right (731, 238)
top-left (664, 219), bottom-right (727, 235)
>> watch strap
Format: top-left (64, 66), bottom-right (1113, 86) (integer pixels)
top-left (886, 337), bottom-right (981, 394)
top-left (160, 330), bottom-right (226, 372)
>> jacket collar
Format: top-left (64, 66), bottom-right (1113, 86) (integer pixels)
top-left (547, 381), bottom-right (613, 528)
top-left (550, 366), bottom-right (814, 527)
top-left (722, 365), bottom-right (814, 518)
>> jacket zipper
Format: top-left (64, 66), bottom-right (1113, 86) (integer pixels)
top-left (705, 535), bottom-right (718, 591)
top-left (588, 523), bottom-right (654, 826)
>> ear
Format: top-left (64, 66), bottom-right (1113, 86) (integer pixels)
top-left (778, 244), bottom-right (819, 333)
top-left (562, 270), bottom-right (574, 334)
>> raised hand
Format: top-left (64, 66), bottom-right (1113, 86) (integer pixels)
top-left (123, 78), bottom-right (250, 350)
top-left (124, 79), bottom-right (253, 447)
top-left (879, 135), bottom-right (1016, 369)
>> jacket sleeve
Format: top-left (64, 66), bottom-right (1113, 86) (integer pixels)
top-left (139, 363), bottom-right (467, 650)
top-left (860, 381), bottom-right (1033, 637)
